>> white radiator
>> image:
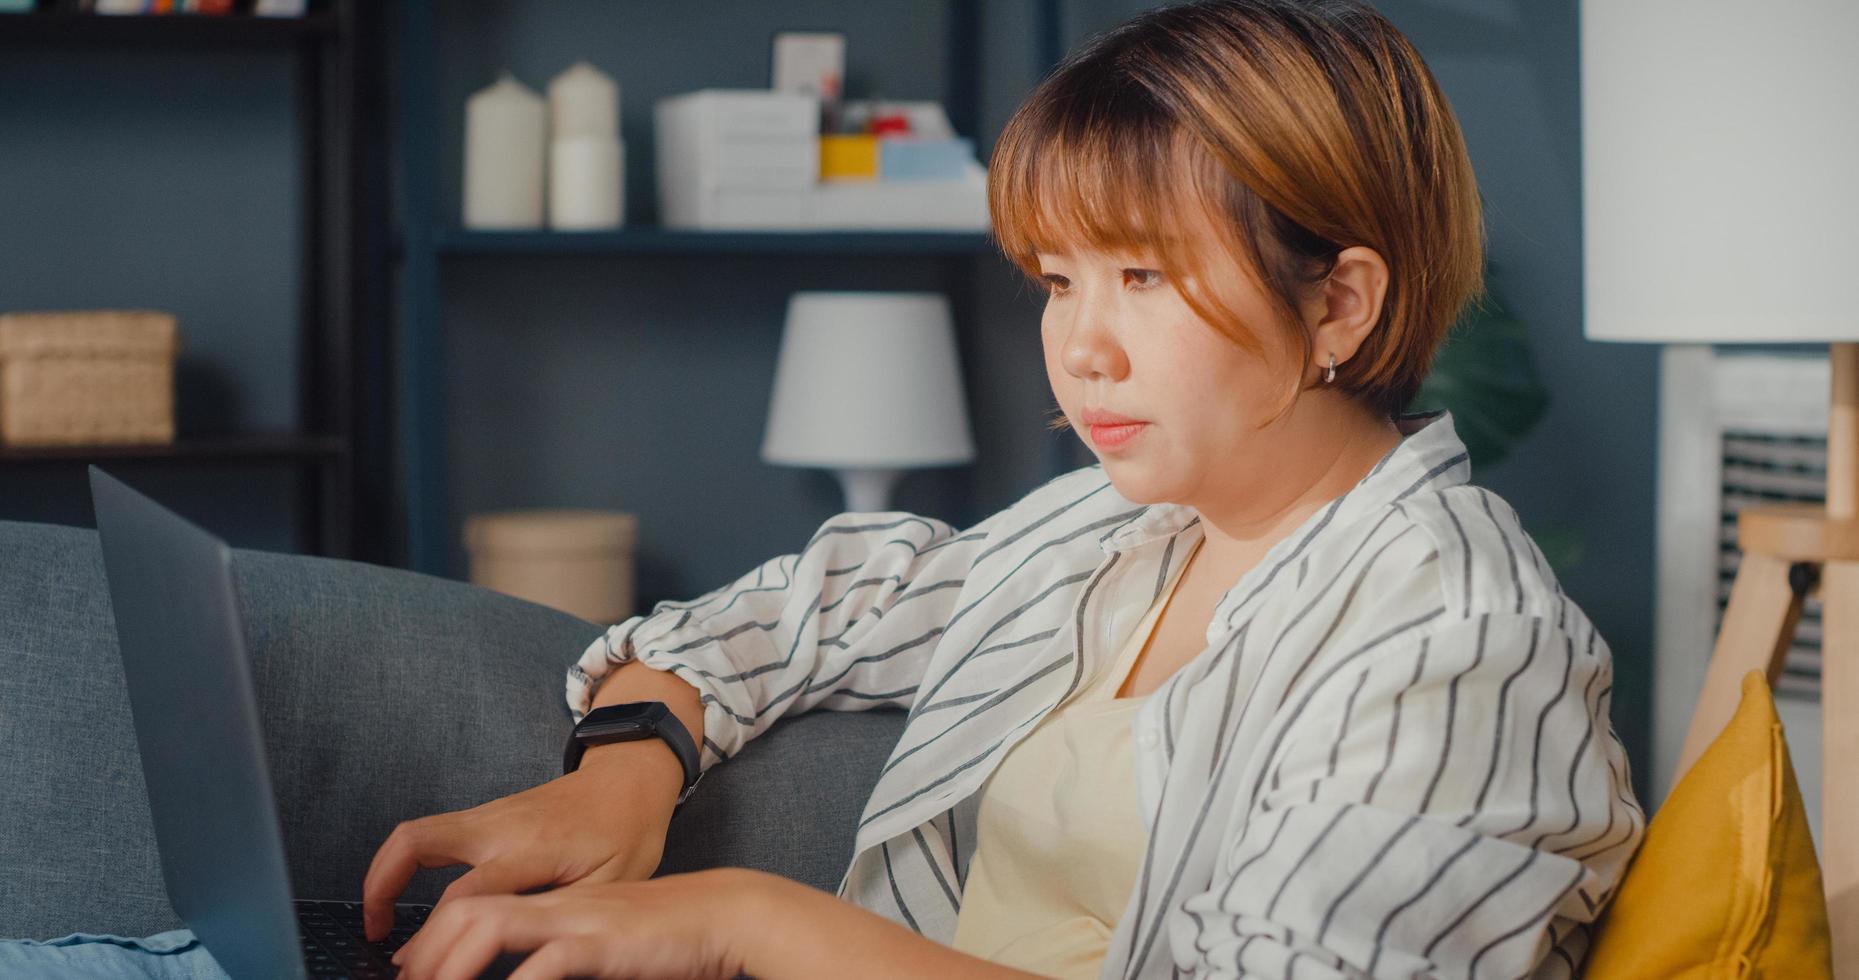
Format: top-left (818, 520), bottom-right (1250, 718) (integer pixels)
top-left (1655, 346), bottom-right (1825, 842)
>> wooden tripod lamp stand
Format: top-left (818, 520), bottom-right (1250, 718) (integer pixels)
top-left (1581, 0), bottom-right (1858, 971)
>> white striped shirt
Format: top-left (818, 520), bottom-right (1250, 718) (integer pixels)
top-left (568, 411), bottom-right (1645, 979)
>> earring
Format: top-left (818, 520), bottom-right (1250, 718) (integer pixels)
top-left (1325, 354), bottom-right (1337, 384)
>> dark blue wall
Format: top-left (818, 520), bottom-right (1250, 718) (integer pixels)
top-left (0, 40), bottom-right (303, 551)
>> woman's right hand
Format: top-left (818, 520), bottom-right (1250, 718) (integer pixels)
top-left (359, 740), bottom-right (684, 943)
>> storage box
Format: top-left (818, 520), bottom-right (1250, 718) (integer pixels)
top-left (819, 134), bottom-right (878, 181)
top-left (661, 185), bottom-right (812, 230)
top-left (0, 310), bottom-right (178, 448)
top-left (655, 89), bottom-right (820, 230)
top-left (465, 509), bottom-right (638, 625)
top-left (810, 163), bottom-right (990, 230)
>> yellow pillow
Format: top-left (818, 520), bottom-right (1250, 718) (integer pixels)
top-left (1585, 670), bottom-right (1831, 978)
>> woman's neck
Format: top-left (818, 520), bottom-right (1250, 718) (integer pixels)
top-left (1189, 403), bottom-right (1403, 585)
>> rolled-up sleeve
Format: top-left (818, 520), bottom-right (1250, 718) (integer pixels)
top-left (1176, 611), bottom-right (1645, 979)
top-left (566, 508), bottom-right (1003, 771)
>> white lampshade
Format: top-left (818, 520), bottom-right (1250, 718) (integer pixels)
top-left (762, 291), bottom-right (976, 469)
top-left (1581, 0), bottom-right (1859, 343)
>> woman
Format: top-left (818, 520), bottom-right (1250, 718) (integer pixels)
top-left (374, 2), bottom-right (1644, 977)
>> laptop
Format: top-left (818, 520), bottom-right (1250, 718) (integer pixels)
top-left (88, 466), bottom-right (431, 979)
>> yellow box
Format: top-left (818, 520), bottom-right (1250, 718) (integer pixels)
top-left (819, 134), bottom-right (879, 181)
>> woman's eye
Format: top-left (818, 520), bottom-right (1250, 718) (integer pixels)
top-left (1125, 268), bottom-right (1164, 290)
top-left (1037, 270), bottom-right (1161, 296)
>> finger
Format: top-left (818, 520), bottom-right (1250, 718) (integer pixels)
top-left (361, 818), bottom-right (470, 941)
top-left (507, 934), bottom-right (615, 980)
top-left (429, 925), bottom-right (508, 980)
top-left (392, 892), bottom-right (488, 978)
top-left (427, 901), bottom-right (555, 980)
top-left (400, 894), bottom-right (555, 980)
top-left (436, 854), bottom-right (555, 909)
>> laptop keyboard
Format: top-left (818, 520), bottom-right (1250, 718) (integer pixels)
top-left (294, 899), bottom-right (430, 978)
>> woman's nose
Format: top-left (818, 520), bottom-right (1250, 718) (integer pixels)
top-left (1058, 306), bottom-right (1130, 382)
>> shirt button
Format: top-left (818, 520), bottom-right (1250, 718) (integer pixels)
top-left (1137, 728), bottom-right (1160, 749)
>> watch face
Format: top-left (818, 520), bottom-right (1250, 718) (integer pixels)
top-left (586, 703), bottom-right (662, 724)
top-left (579, 702), bottom-right (664, 743)
top-left (589, 720), bottom-right (648, 739)
top-left (566, 701), bottom-right (695, 790)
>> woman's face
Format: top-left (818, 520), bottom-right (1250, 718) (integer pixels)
top-left (1037, 244), bottom-right (1305, 509)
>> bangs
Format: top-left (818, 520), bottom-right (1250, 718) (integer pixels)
top-left (987, 79), bottom-right (1283, 360)
top-left (989, 89), bottom-right (1235, 285)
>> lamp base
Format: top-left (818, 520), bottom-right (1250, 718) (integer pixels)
top-left (833, 467), bottom-right (903, 513)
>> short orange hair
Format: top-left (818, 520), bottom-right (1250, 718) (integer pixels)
top-left (989, 0), bottom-right (1485, 419)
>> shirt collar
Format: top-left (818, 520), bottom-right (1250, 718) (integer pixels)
top-left (1098, 409), bottom-right (1472, 554)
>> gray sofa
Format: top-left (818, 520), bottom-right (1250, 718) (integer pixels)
top-left (0, 518), bottom-right (906, 941)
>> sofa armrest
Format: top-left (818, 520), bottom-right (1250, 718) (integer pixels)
top-left (0, 519), bottom-right (903, 940)
top-left (659, 707), bottom-right (904, 893)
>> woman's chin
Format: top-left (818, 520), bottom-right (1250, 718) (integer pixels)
top-left (1096, 461), bottom-right (1179, 505)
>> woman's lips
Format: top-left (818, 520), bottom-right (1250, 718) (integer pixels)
top-left (1089, 421), bottom-right (1148, 449)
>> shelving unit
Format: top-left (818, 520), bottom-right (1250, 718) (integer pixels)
top-left (0, 2), bottom-right (390, 562)
top-left (394, 0), bottom-right (1068, 579)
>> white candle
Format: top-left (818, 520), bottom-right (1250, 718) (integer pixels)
top-left (548, 61), bottom-right (619, 141)
top-left (547, 61), bottom-right (624, 230)
top-left (463, 72), bottom-right (546, 230)
top-left (550, 136), bottom-right (625, 230)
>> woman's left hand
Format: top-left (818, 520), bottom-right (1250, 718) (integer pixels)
top-left (389, 866), bottom-right (767, 980)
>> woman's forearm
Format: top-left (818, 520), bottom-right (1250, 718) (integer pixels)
top-left (734, 870), bottom-right (1043, 980)
top-left (579, 658), bottom-right (707, 802)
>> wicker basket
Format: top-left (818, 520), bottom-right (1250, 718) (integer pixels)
top-left (0, 310), bottom-right (179, 447)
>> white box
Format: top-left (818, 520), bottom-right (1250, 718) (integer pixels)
top-left (808, 163), bottom-right (989, 231)
top-left (670, 187), bottom-right (811, 230)
top-left (655, 89), bottom-right (820, 230)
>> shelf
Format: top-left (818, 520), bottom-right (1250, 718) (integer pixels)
top-left (432, 227), bottom-right (997, 257)
top-left (0, 432), bottom-right (348, 464)
top-left (0, 11), bottom-right (334, 45)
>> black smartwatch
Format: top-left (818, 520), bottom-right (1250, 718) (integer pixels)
top-left (564, 702), bottom-right (703, 805)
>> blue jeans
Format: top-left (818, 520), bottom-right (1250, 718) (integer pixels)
top-left (0, 930), bottom-right (227, 980)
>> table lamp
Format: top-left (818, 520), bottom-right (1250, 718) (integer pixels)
top-left (761, 291), bottom-right (976, 512)
top-left (1581, 0), bottom-right (1857, 965)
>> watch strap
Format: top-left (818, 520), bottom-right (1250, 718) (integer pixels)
top-left (565, 702), bottom-right (702, 805)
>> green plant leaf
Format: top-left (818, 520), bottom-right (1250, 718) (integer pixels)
top-left (1407, 300), bottom-right (1549, 472)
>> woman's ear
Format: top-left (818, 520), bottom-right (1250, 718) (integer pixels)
top-left (1303, 245), bottom-right (1389, 374)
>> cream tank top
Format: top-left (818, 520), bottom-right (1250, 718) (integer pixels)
top-left (949, 538), bottom-right (1202, 979)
